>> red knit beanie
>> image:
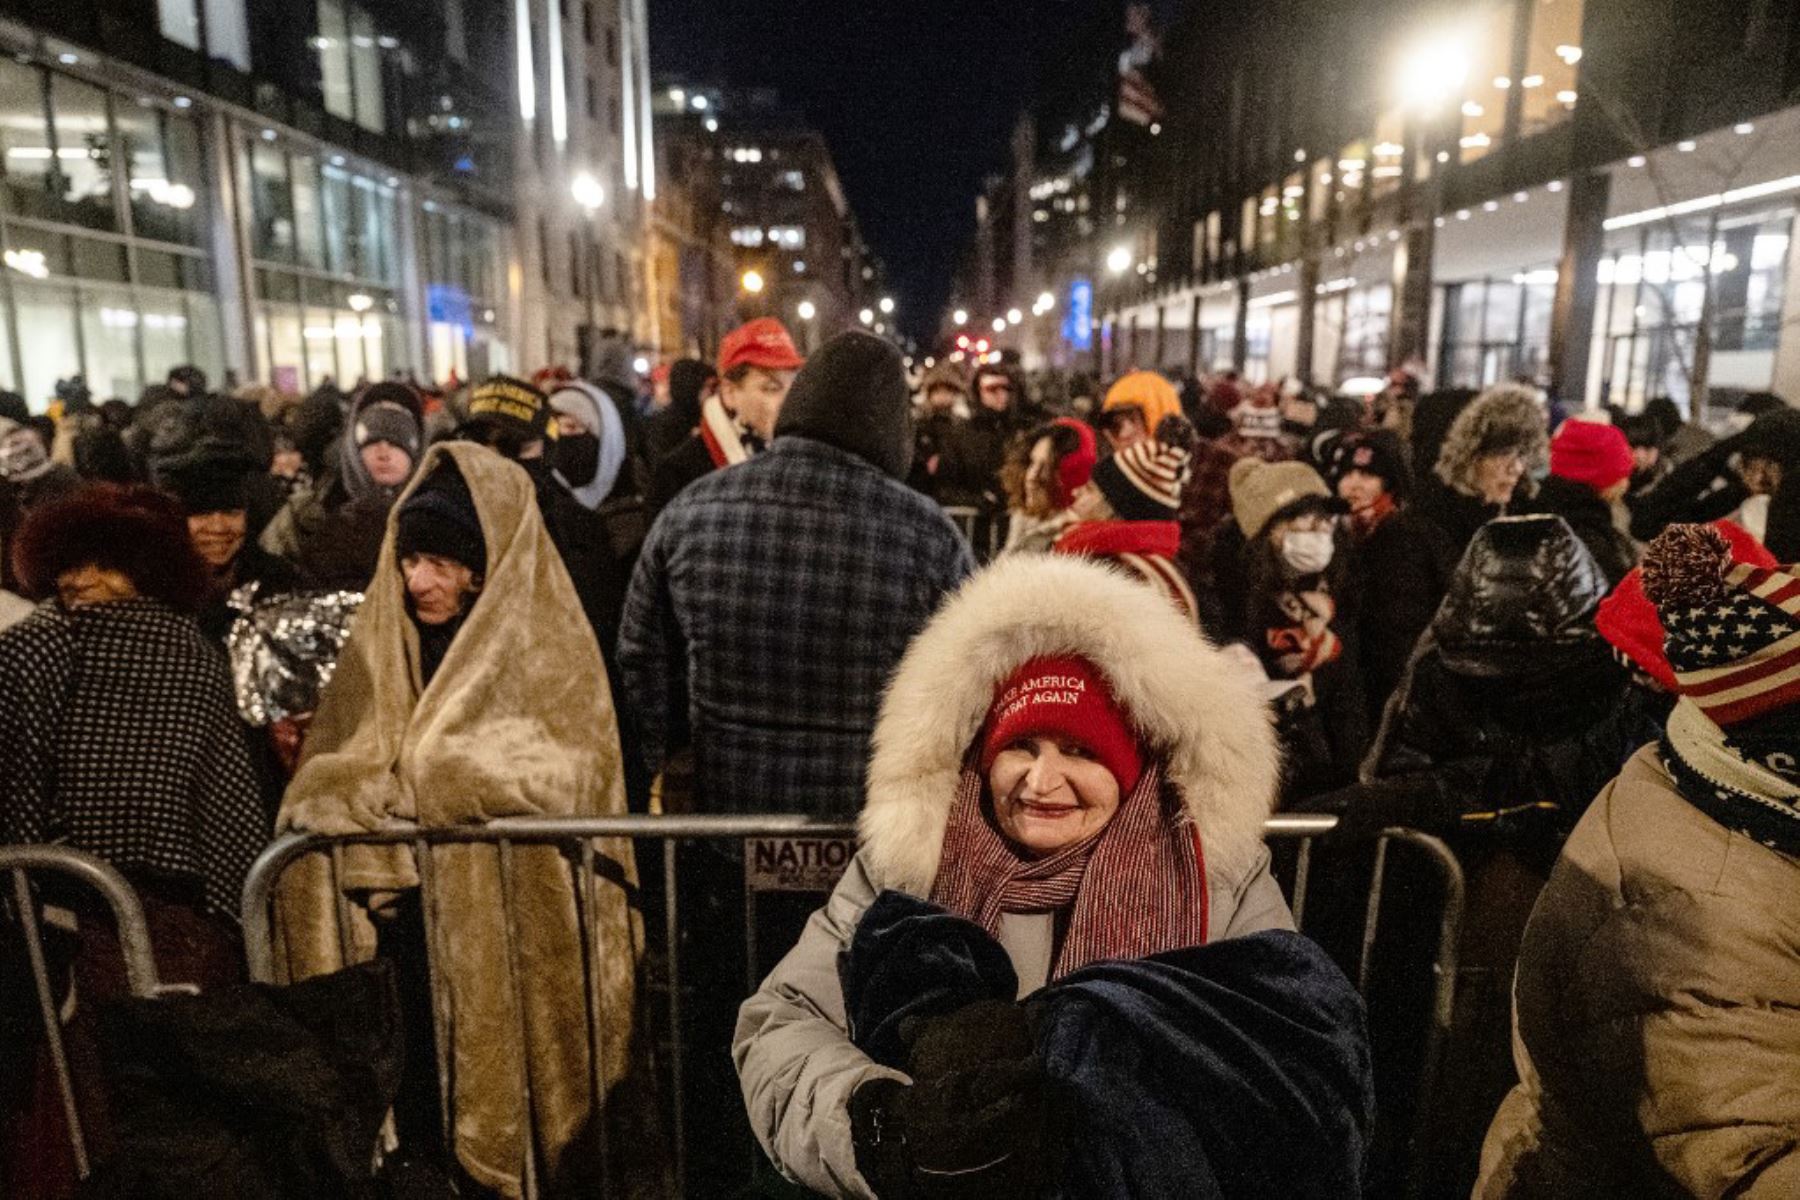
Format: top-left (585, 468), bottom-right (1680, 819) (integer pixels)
top-left (1550, 419), bottom-right (1634, 491)
top-left (979, 655), bottom-right (1143, 795)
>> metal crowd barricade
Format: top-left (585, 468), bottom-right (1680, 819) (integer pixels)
top-left (0, 845), bottom-right (191, 1182)
top-left (939, 504), bottom-right (1006, 563)
top-left (238, 814), bottom-right (1464, 1200)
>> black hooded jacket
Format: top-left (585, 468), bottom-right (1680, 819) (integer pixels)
top-left (1308, 516), bottom-right (1655, 842)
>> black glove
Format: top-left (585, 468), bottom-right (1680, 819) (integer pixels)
top-left (850, 1061), bottom-right (1069, 1199)
top-left (903, 999), bottom-right (1033, 1082)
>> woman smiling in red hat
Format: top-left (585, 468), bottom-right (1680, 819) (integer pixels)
top-left (735, 554), bottom-right (1373, 1199)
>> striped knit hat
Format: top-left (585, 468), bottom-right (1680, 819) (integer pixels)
top-left (1092, 438), bottom-right (1192, 520)
top-left (1642, 524), bottom-right (1800, 727)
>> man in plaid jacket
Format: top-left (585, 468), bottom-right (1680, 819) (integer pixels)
top-left (619, 332), bottom-right (974, 817)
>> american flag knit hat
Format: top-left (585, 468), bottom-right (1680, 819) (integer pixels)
top-left (1642, 523), bottom-right (1800, 727)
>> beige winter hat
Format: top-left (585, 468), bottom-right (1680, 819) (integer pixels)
top-left (1229, 457), bottom-right (1330, 541)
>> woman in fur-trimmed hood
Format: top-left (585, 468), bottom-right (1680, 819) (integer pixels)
top-left (273, 441), bottom-right (662, 1199)
top-left (735, 555), bottom-right (1373, 1199)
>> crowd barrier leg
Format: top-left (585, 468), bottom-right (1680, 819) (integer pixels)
top-left (660, 837), bottom-right (686, 1198)
top-left (1, 845), bottom-right (180, 1187)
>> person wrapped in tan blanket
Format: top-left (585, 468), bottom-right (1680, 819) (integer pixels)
top-left (274, 440), bottom-right (666, 1197)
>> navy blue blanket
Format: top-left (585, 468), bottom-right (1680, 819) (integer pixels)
top-left (841, 891), bottom-right (1374, 1199)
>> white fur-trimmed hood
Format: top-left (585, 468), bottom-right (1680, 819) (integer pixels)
top-left (861, 554), bottom-right (1282, 894)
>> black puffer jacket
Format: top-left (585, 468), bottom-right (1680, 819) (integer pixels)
top-left (1354, 514), bottom-right (1647, 835)
top-left (1300, 515), bottom-right (1660, 1197)
top-left (1355, 479), bottom-right (1527, 714)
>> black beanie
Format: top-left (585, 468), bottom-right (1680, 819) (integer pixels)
top-left (1324, 430), bottom-right (1411, 500)
top-left (396, 464), bottom-right (486, 576)
top-left (773, 331), bottom-right (913, 480)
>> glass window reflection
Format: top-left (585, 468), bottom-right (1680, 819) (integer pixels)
top-left (47, 75), bottom-right (117, 232)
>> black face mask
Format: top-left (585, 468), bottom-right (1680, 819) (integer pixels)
top-left (553, 433), bottom-right (600, 487)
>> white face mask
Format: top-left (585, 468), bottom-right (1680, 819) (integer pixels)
top-left (1281, 529), bottom-right (1336, 575)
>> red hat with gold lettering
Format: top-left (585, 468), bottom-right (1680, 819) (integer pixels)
top-left (719, 318), bottom-right (806, 375)
top-left (979, 655), bottom-right (1143, 794)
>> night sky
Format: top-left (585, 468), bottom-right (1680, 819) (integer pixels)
top-left (647, 0), bottom-right (1127, 342)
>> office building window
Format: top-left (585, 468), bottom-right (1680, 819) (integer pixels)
top-left (0, 62), bottom-right (221, 407)
top-left (444, 0), bottom-right (467, 61)
top-left (1461, 4), bottom-right (1515, 163)
top-left (347, 6), bottom-right (385, 132)
top-left (316, 0), bottom-right (353, 121)
top-left (48, 75), bottom-right (117, 233)
top-left (245, 133), bottom-right (406, 390)
top-left (117, 102), bottom-right (203, 246)
top-left (1521, 0), bottom-right (1583, 136)
top-left (159, 0), bottom-right (250, 68)
top-left (1370, 111), bottom-right (1405, 201)
top-left (203, 0), bottom-right (252, 70)
top-left (158, 0), bottom-right (202, 51)
top-left (315, 0), bottom-right (385, 132)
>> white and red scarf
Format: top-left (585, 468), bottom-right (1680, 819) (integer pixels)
top-left (928, 762), bottom-right (1210, 980)
top-left (698, 395), bottom-right (757, 469)
top-left (1266, 589), bottom-right (1342, 678)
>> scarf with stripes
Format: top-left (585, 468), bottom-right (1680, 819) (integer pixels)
top-left (698, 394), bottom-right (758, 469)
top-left (927, 761), bottom-right (1210, 980)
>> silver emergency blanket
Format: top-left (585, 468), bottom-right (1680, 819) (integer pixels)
top-left (227, 583), bottom-right (364, 726)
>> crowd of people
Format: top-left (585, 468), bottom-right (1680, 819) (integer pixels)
top-left (0, 320), bottom-right (1797, 1197)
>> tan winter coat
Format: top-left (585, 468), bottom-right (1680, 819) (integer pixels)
top-left (1477, 746), bottom-right (1800, 1198)
top-left (735, 554), bottom-right (1291, 1197)
top-left (274, 442), bottom-right (652, 1198)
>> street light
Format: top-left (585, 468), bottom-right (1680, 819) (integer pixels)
top-left (1397, 34), bottom-right (1470, 111)
top-left (1006, 307), bottom-right (1023, 325)
top-left (860, 308), bottom-right (875, 326)
top-left (952, 308), bottom-right (968, 326)
top-left (797, 299), bottom-right (817, 321)
top-left (879, 296), bottom-right (895, 314)
top-left (571, 172), bottom-right (606, 211)
top-left (991, 317), bottom-right (1007, 333)
top-left (741, 269), bottom-right (766, 294)
top-left (1036, 291), bottom-right (1056, 312)
top-left (1106, 245), bottom-right (1133, 275)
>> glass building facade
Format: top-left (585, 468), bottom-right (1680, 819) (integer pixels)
top-left (0, 54), bottom-right (223, 406)
top-left (241, 132), bottom-right (405, 390)
top-left (0, 35), bottom-right (517, 412)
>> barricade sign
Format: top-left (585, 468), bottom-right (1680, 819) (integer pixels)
top-left (743, 835), bottom-right (857, 892)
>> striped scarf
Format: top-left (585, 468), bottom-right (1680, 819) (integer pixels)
top-left (698, 394), bottom-right (756, 469)
top-left (927, 762), bottom-right (1210, 980)
top-left (1662, 697), bottom-right (1800, 856)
